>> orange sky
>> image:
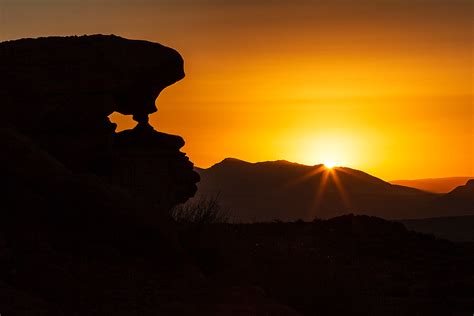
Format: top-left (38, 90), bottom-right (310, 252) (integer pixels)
top-left (1, 0), bottom-right (472, 179)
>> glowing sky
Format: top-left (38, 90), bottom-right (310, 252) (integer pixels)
top-left (1, 0), bottom-right (472, 179)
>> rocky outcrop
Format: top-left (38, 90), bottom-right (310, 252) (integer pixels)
top-left (0, 34), bottom-right (184, 130)
top-left (0, 124), bottom-right (292, 316)
top-left (111, 122), bottom-right (199, 209)
top-left (0, 34), bottom-right (198, 209)
top-left (0, 35), bottom-right (301, 315)
top-left (0, 35), bottom-right (200, 308)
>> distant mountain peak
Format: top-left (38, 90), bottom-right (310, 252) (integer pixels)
top-left (390, 177), bottom-right (474, 193)
top-left (447, 179), bottom-right (474, 195)
top-left (209, 157), bottom-right (251, 168)
top-left (206, 158), bottom-right (388, 185)
top-left (191, 157), bottom-right (444, 222)
top-left (221, 157), bottom-right (248, 164)
top-left (209, 157), bottom-right (323, 170)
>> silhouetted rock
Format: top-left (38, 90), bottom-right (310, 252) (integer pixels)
top-left (1, 34), bottom-right (183, 131)
top-left (0, 34), bottom-right (198, 210)
top-left (0, 36), bottom-right (298, 315)
top-left (111, 122), bottom-right (199, 208)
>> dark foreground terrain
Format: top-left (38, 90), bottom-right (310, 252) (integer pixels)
top-left (400, 215), bottom-right (474, 242)
top-left (179, 215), bottom-right (474, 316)
top-left (1, 214), bottom-right (474, 315)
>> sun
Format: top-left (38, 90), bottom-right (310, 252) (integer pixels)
top-left (323, 161), bottom-right (337, 169)
top-left (294, 131), bottom-right (363, 169)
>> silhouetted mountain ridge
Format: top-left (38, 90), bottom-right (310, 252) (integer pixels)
top-left (436, 179), bottom-right (474, 214)
top-left (446, 179), bottom-right (474, 196)
top-left (390, 177), bottom-right (474, 193)
top-left (195, 158), bottom-right (441, 222)
top-left (206, 158), bottom-right (398, 189)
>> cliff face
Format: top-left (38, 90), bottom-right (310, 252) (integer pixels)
top-left (0, 34), bottom-right (198, 209)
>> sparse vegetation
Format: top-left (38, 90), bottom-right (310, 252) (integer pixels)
top-left (171, 194), bottom-right (230, 224)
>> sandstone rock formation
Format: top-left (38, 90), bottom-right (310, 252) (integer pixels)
top-left (0, 35), bottom-right (299, 315)
top-left (0, 34), bottom-right (198, 209)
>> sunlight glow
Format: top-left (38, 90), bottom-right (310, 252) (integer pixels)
top-left (303, 165), bottom-right (353, 220)
top-left (292, 132), bottom-right (362, 169)
top-left (324, 161), bottom-right (336, 169)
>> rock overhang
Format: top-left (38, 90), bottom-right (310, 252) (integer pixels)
top-left (0, 34), bottom-right (198, 210)
top-left (0, 34), bottom-right (185, 130)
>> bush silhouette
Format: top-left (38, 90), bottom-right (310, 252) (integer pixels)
top-left (171, 194), bottom-right (230, 224)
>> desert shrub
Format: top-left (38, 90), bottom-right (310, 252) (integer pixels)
top-left (171, 194), bottom-right (230, 224)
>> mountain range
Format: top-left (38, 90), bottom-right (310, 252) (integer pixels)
top-left (193, 158), bottom-right (474, 222)
top-left (390, 177), bottom-right (473, 193)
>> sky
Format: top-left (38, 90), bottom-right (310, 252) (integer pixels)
top-left (1, 0), bottom-right (472, 180)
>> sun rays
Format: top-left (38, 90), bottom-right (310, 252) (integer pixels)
top-left (281, 161), bottom-right (363, 220)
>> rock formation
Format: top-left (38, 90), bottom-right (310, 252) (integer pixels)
top-left (0, 35), bottom-right (300, 315)
top-left (0, 34), bottom-right (198, 209)
top-left (111, 122), bottom-right (198, 209)
top-left (0, 35), bottom-right (299, 315)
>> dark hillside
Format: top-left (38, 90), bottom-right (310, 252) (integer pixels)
top-left (196, 159), bottom-right (437, 222)
top-left (179, 215), bottom-right (474, 316)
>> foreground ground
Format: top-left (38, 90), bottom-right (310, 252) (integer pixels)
top-left (1, 214), bottom-right (473, 315)
top-left (180, 215), bottom-right (474, 315)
